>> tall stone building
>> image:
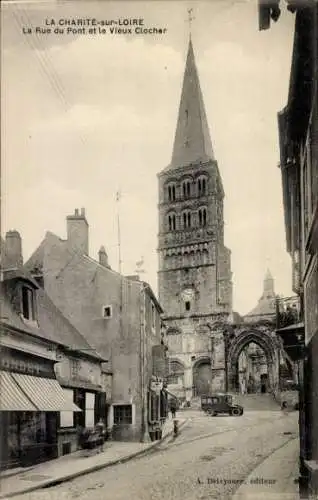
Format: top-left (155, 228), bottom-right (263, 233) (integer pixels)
top-left (157, 38), bottom-right (232, 402)
top-left (24, 209), bottom-right (168, 442)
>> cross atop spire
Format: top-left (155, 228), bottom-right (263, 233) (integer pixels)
top-left (186, 8), bottom-right (195, 39)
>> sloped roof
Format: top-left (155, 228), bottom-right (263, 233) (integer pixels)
top-left (244, 302), bottom-right (276, 322)
top-left (2, 269), bottom-right (40, 288)
top-left (244, 292), bottom-right (276, 322)
top-left (24, 231), bottom-right (121, 359)
top-left (142, 281), bottom-right (163, 314)
top-left (167, 38), bottom-right (215, 170)
top-left (23, 237), bottom-right (46, 273)
top-left (0, 279), bottom-right (105, 362)
top-left (24, 231), bottom-right (67, 273)
top-left (244, 270), bottom-right (277, 322)
top-left (36, 288), bottom-right (105, 361)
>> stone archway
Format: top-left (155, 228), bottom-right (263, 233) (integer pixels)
top-left (227, 329), bottom-right (279, 394)
top-left (192, 356), bottom-right (212, 397)
top-left (168, 359), bottom-right (185, 386)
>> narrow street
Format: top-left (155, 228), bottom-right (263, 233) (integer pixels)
top-left (15, 407), bottom-right (298, 500)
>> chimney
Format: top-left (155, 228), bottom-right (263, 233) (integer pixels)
top-left (98, 246), bottom-right (109, 268)
top-left (66, 208), bottom-right (89, 255)
top-left (5, 230), bottom-right (23, 269)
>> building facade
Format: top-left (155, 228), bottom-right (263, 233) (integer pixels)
top-left (0, 231), bottom-right (108, 469)
top-left (25, 210), bottom-right (168, 442)
top-left (260, 0), bottom-right (318, 495)
top-left (0, 277), bottom-right (63, 470)
top-left (157, 38), bottom-right (232, 402)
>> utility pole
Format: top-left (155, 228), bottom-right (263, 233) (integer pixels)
top-left (139, 282), bottom-right (147, 442)
top-left (116, 190), bottom-right (122, 275)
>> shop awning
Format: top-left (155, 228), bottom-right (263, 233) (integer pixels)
top-left (0, 371), bottom-right (37, 411)
top-left (11, 373), bottom-right (82, 412)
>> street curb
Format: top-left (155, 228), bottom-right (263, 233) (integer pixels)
top-left (0, 420), bottom-right (188, 499)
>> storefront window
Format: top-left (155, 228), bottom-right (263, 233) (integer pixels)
top-left (20, 413), bottom-right (46, 449)
top-left (7, 414), bottom-right (19, 462)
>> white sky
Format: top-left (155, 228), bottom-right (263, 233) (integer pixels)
top-left (1, 0), bottom-right (295, 315)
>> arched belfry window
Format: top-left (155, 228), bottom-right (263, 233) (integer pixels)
top-left (168, 183), bottom-right (176, 202)
top-left (198, 208), bottom-right (207, 227)
top-left (182, 210), bottom-right (191, 228)
top-left (168, 213), bottom-right (176, 231)
top-left (198, 176), bottom-right (207, 196)
top-left (182, 180), bottom-right (191, 199)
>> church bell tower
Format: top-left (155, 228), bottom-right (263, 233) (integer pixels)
top-left (157, 35), bottom-right (232, 400)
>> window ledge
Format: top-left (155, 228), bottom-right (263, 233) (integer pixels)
top-left (20, 316), bottom-right (39, 328)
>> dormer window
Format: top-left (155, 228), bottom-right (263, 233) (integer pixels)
top-left (21, 286), bottom-right (36, 320)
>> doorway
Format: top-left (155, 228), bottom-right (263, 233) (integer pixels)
top-left (193, 360), bottom-right (212, 396)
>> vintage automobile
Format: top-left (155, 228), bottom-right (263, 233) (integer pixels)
top-left (201, 393), bottom-right (244, 416)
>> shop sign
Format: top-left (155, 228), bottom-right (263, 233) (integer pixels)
top-left (150, 376), bottom-right (163, 393)
top-left (152, 345), bottom-right (168, 378)
top-left (0, 348), bottom-right (54, 377)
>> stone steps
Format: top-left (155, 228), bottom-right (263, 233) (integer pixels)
top-left (234, 393), bottom-right (281, 411)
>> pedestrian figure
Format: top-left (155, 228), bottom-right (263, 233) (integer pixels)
top-left (170, 399), bottom-right (177, 419)
top-left (95, 418), bottom-right (106, 453)
top-left (281, 401), bottom-right (289, 415)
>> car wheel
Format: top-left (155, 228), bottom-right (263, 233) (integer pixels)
top-left (231, 407), bottom-right (241, 416)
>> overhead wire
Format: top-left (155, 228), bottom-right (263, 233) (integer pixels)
top-left (11, 4), bottom-right (87, 147)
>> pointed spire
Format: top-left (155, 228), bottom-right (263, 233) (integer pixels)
top-left (168, 38), bottom-right (215, 170)
top-left (263, 269), bottom-right (275, 297)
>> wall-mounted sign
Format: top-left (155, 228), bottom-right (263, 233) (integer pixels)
top-left (150, 376), bottom-right (163, 393)
top-left (0, 346), bottom-right (55, 378)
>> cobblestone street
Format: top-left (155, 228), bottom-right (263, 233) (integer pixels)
top-left (14, 410), bottom-right (299, 500)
